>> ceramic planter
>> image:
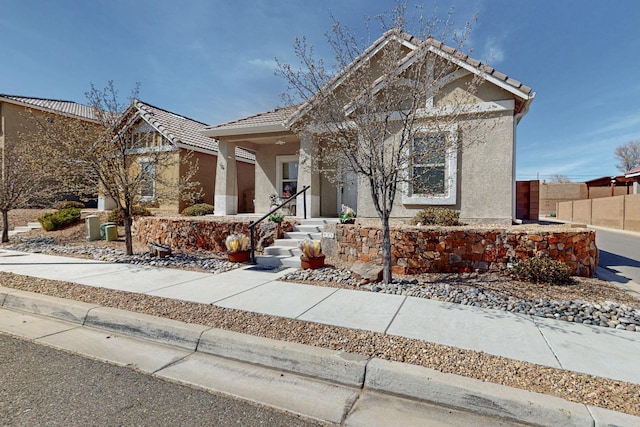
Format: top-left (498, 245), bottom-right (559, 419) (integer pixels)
top-left (301, 255), bottom-right (325, 269)
top-left (228, 250), bottom-right (250, 263)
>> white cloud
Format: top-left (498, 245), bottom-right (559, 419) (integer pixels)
top-left (248, 58), bottom-right (279, 70)
top-left (483, 37), bottom-right (505, 64)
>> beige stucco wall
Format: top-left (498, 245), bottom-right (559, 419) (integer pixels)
top-left (588, 186), bottom-right (629, 199)
top-left (624, 195), bottom-right (640, 232)
top-left (178, 149), bottom-right (216, 211)
top-left (557, 200), bottom-right (572, 222)
top-left (237, 161), bottom-right (255, 213)
top-left (558, 194), bottom-right (640, 232)
top-left (539, 182), bottom-right (586, 216)
top-left (254, 142), bottom-right (300, 213)
top-left (591, 196), bottom-right (624, 229)
top-left (355, 111), bottom-right (515, 224)
top-left (572, 199), bottom-right (592, 224)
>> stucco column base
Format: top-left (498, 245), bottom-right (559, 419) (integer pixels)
top-left (297, 133), bottom-right (320, 218)
top-left (214, 140), bottom-right (238, 216)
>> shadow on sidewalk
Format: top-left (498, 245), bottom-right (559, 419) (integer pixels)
top-left (598, 250), bottom-right (640, 284)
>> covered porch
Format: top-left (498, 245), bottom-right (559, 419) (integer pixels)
top-left (201, 107), bottom-right (353, 219)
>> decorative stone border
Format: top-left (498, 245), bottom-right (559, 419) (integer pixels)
top-left (132, 217), bottom-right (295, 253)
top-left (322, 225), bottom-right (598, 277)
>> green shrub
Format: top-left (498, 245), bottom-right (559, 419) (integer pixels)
top-left (508, 257), bottom-right (573, 286)
top-left (54, 200), bottom-right (85, 210)
top-left (181, 203), bottom-right (215, 216)
top-left (411, 207), bottom-right (461, 226)
top-left (107, 206), bottom-right (152, 225)
top-left (38, 208), bottom-right (82, 231)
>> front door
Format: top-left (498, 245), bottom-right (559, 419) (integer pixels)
top-left (276, 155), bottom-right (298, 214)
top-left (338, 170), bottom-right (358, 213)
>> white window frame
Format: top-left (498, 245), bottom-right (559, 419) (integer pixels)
top-left (127, 122), bottom-right (174, 154)
top-left (402, 123), bottom-right (458, 205)
top-left (139, 158), bottom-right (156, 201)
top-left (276, 155), bottom-right (299, 198)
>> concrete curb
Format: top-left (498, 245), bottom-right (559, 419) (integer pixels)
top-left (198, 328), bottom-right (368, 388)
top-left (84, 307), bottom-right (209, 351)
top-left (3, 289), bottom-right (100, 324)
top-left (2, 286), bottom-right (639, 426)
top-left (364, 358), bottom-right (593, 427)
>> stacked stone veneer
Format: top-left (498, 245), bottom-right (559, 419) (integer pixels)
top-left (132, 217), bottom-right (294, 252)
top-left (324, 225), bottom-right (598, 277)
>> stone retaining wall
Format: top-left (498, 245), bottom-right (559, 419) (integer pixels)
top-left (132, 217), bottom-right (295, 252)
top-left (322, 225), bottom-right (598, 277)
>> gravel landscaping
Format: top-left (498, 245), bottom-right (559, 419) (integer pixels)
top-left (2, 210), bottom-right (640, 416)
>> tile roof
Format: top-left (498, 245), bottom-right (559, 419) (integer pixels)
top-left (132, 99), bottom-right (255, 162)
top-left (0, 94), bottom-right (98, 121)
top-left (423, 37), bottom-right (533, 96)
top-left (625, 166), bottom-right (640, 176)
top-left (205, 105), bottom-right (298, 132)
top-left (210, 30), bottom-right (534, 134)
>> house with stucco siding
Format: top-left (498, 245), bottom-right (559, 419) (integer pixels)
top-left (203, 31), bottom-right (534, 224)
top-left (100, 99), bottom-right (256, 213)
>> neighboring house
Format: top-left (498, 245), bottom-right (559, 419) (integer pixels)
top-left (202, 31), bottom-right (534, 224)
top-left (103, 99), bottom-right (256, 213)
top-left (0, 94), bottom-right (99, 205)
top-left (626, 166), bottom-right (640, 195)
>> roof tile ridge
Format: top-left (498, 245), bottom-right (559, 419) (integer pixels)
top-left (134, 98), bottom-right (209, 126)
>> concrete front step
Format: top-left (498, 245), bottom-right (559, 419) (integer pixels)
top-left (298, 218), bottom-right (340, 226)
top-left (27, 222), bottom-right (43, 229)
top-left (263, 246), bottom-right (302, 257)
top-left (258, 218), bottom-right (336, 267)
top-left (284, 232), bottom-right (322, 241)
top-left (255, 255), bottom-right (301, 268)
top-left (294, 225), bottom-right (322, 233)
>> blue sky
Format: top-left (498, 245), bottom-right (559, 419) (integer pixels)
top-left (2, 0), bottom-right (639, 181)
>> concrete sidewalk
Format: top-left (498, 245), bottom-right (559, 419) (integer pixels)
top-left (1, 249), bottom-right (639, 426)
top-left (1, 249), bottom-right (639, 384)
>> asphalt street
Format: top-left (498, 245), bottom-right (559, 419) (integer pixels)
top-left (0, 333), bottom-right (324, 427)
top-left (595, 227), bottom-right (640, 284)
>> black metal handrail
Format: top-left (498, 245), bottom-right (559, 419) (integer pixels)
top-left (248, 185), bottom-right (310, 264)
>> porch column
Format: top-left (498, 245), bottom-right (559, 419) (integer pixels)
top-left (214, 140), bottom-right (238, 215)
top-left (297, 132), bottom-right (320, 217)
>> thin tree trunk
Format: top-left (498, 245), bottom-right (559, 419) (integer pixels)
top-left (381, 214), bottom-right (392, 284)
top-left (1, 210), bottom-right (9, 243)
top-left (123, 205), bottom-right (133, 255)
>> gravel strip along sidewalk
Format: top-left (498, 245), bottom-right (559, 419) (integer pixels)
top-left (282, 268), bottom-right (640, 333)
top-left (4, 237), bottom-right (242, 274)
top-left (1, 271), bottom-right (638, 417)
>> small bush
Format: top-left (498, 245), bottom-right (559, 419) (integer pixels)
top-left (54, 200), bottom-right (85, 210)
top-left (181, 203), bottom-right (215, 216)
top-left (508, 257), bottom-right (573, 286)
top-left (107, 206), bottom-right (152, 225)
top-left (38, 208), bottom-right (82, 231)
top-left (411, 207), bottom-right (461, 226)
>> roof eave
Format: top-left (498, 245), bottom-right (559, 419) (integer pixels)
top-left (201, 123), bottom-right (287, 138)
top-left (426, 45), bottom-right (534, 102)
top-left (0, 95), bottom-right (100, 124)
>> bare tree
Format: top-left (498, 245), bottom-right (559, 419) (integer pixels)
top-left (549, 174), bottom-right (571, 183)
top-left (278, 5), bottom-right (492, 283)
top-left (36, 82), bottom-right (200, 255)
top-left (615, 140), bottom-right (640, 173)
top-left (0, 129), bottom-right (63, 242)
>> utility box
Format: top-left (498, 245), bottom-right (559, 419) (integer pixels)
top-left (105, 224), bottom-right (118, 241)
top-left (100, 222), bottom-right (118, 239)
top-left (86, 215), bottom-right (101, 241)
